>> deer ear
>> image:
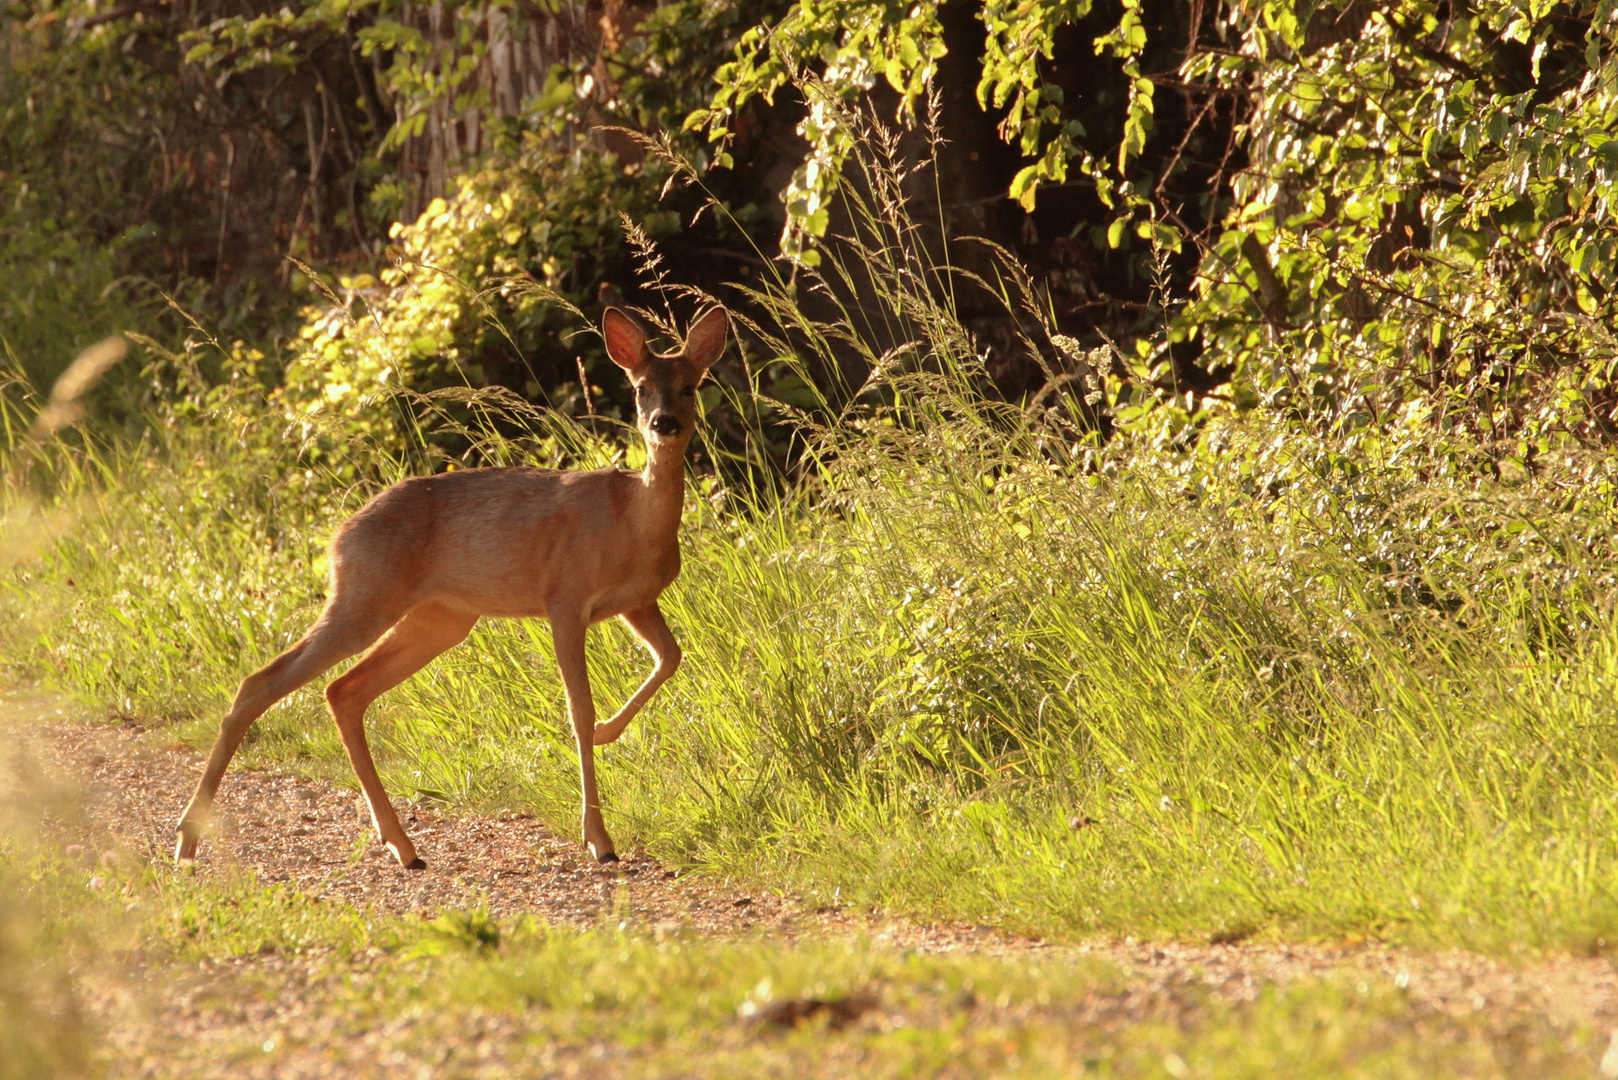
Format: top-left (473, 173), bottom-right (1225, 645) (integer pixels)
top-left (603, 308), bottom-right (650, 372)
top-left (683, 307), bottom-right (729, 370)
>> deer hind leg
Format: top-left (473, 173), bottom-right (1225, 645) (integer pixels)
top-left (174, 598), bottom-right (403, 864)
top-left (593, 603), bottom-right (681, 747)
top-left (550, 611), bottom-right (617, 862)
top-left (323, 601), bottom-right (478, 869)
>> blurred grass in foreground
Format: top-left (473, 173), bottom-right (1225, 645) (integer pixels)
top-left (0, 708), bottom-right (91, 1080)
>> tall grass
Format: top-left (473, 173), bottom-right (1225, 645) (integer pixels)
top-left (7, 108), bottom-right (1618, 951)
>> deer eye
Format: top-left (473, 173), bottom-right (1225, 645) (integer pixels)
top-left (679, 385), bottom-right (696, 398)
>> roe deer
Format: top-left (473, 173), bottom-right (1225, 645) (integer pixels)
top-left (173, 305), bottom-right (728, 867)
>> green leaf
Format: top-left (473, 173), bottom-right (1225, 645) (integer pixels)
top-left (1010, 164), bottom-right (1042, 210)
top-left (885, 56), bottom-right (907, 91)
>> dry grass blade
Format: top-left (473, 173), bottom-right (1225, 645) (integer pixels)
top-left (6, 335), bottom-right (128, 490)
top-left (36, 336), bottom-right (129, 430)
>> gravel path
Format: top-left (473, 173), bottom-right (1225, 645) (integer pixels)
top-left (8, 687), bottom-right (1618, 1075)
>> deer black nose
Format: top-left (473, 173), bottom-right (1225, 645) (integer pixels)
top-left (649, 413), bottom-right (682, 437)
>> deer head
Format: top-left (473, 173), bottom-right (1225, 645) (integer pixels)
top-left (602, 307), bottom-right (729, 448)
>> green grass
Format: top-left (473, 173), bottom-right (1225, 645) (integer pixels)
top-left (8, 345), bottom-right (1618, 954)
top-left (0, 843), bottom-right (1604, 1080)
top-left (0, 700), bottom-right (1605, 1079)
top-left (163, 917), bottom-right (1602, 1079)
top-left (7, 127), bottom-right (1618, 956)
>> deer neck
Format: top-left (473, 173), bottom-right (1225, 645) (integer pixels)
top-left (637, 439), bottom-right (688, 539)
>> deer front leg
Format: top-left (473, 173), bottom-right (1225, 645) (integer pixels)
top-left (550, 612), bottom-right (617, 862)
top-left (594, 603), bottom-right (681, 746)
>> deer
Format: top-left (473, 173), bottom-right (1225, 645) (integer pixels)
top-left (173, 305), bottom-right (728, 868)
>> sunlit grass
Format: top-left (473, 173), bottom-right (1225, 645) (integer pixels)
top-left (2, 835), bottom-right (1604, 1080)
top-left (0, 692), bottom-right (1604, 1078)
top-left (9, 343), bottom-right (1618, 953)
top-left (7, 114), bottom-right (1618, 955)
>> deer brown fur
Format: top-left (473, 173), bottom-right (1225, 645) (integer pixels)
top-left (174, 306), bottom-right (728, 867)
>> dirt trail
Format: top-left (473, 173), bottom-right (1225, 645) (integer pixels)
top-left (12, 692), bottom-right (1618, 1057)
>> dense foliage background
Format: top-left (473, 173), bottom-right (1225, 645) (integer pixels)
top-left (8, 0), bottom-right (1617, 456)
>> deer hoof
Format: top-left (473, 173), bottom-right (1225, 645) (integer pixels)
top-left (596, 851), bottom-right (621, 865)
top-left (406, 857), bottom-right (428, 871)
